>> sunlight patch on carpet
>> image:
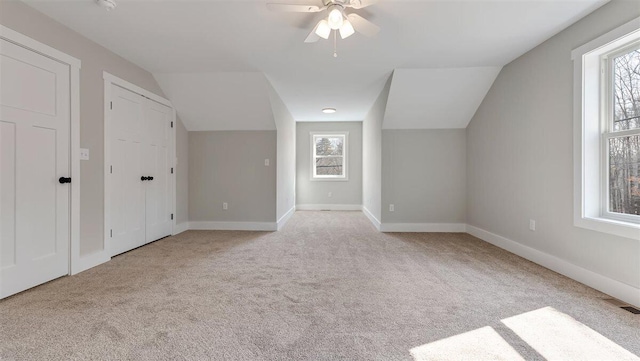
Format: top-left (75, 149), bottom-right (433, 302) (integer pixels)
top-left (410, 326), bottom-right (525, 361)
top-left (501, 306), bottom-right (639, 361)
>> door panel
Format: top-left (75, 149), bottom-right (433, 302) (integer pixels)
top-left (0, 49), bottom-right (57, 116)
top-left (26, 126), bottom-right (58, 259)
top-left (0, 122), bottom-right (16, 268)
top-left (144, 100), bottom-right (172, 242)
top-left (109, 85), bottom-right (145, 256)
top-left (0, 39), bottom-right (70, 298)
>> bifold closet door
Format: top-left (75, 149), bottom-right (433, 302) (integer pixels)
top-left (109, 85), bottom-right (172, 256)
top-left (110, 85), bottom-right (145, 256)
top-left (143, 99), bottom-right (172, 243)
top-left (0, 39), bottom-right (70, 298)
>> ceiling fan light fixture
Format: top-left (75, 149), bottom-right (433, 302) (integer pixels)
top-left (327, 6), bottom-right (344, 30)
top-left (315, 19), bottom-right (331, 39)
top-left (339, 19), bottom-right (355, 39)
top-left (322, 108), bottom-right (337, 114)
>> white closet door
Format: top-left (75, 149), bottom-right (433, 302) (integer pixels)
top-left (0, 39), bottom-right (70, 298)
top-left (143, 99), bottom-right (172, 242)
top-left (109, 85), bottom-right (145, 256)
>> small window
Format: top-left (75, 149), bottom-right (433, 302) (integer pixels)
top-left (311, 132), bottom-right (348, 180)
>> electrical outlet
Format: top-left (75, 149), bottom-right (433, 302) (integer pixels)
top-left (264, 159), bottom-right (269, 166)
top-left (223, 202), bottom-right (228, 210)
top-left (389, 204), bottom-right (395, 212)
top-left (529, 219), bottom-right (536, 231)
top-left (79, 148), bottom-right (90, 160)
top-left (328, 192), bottom-right (332, 198)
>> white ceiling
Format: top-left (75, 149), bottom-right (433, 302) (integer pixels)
top-left (21, 0), bottom-right (608, 130)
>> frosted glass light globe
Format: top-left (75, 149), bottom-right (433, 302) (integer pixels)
top-left (327, 7), bottom-right (344, 30)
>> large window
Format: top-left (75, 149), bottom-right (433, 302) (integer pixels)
top-left (573, 18), bottom-right (640, 240)
top-left (605, 46), bottom-right (640, 221)
top-left (311, 132), bottom-right (348, 180)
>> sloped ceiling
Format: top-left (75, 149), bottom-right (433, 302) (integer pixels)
top-left (154, 72), bottom-right (275, 131)
top-left (21, 0), bottom-right (610, 130)
top-left (384, 67), bottom-right (502, 129)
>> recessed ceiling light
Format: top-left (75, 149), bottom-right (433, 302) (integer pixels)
top-left (322, 108), bottom-right (336, 114)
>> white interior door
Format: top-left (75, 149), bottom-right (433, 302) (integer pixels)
top-left (144, 99), bottom-right (172, 243)
top-left (0, 38), bottom-right (70, 298)
top-left (109, 85), bottom-right (145, 256)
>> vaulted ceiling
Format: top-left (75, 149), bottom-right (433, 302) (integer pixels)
top-left (22, 0), bottom-right (608, 130)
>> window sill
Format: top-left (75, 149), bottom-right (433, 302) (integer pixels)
top-left (310, 177), bottom-right (349, 182)
top-left (575, 216), bottom-right (640, 240)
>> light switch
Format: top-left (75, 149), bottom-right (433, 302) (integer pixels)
top-left (80, 148), bottom-right (90, 160)
top-left (264, 159), bottom-right (270, 166)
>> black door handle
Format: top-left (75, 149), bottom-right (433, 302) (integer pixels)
top-left (148, 176), bottom-right (154, 181)
top-left (141, 176), bottom-right (148, 181)
top-left (59, 177), bottom-right (71, 184)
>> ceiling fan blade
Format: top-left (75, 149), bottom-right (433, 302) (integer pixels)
top-left (304, 30), bottom-right (320, 43)
top-left (304, 21), bottom-right (322, 43)
top-left (348, 0), bottom-right (378, 9)
top-left (267, 3), bottom-right (323, 12)
top-left (346, 13), bottom-right (380, 37)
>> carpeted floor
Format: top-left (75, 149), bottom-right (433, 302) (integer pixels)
top-left (0, 211), bottom-right (638, 360)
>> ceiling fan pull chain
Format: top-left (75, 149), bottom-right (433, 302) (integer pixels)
top-left (333, 30), bottom-right (338, 58)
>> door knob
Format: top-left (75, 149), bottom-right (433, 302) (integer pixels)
top-left (59, 177), bottom-right (71, 184)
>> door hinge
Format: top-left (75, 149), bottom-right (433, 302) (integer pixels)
top-left (110, 229), bottom-right (113, 237)
top-left (171, 167), bottom-right (174, 174)
top-left (110, 165), bottom-right (113, 174)
top-left (171, 213), bottom-right (174, 220)
top-left (110, 101), bottom-right (113, 110)
top-left (170, 121), bottom-right (174, 128)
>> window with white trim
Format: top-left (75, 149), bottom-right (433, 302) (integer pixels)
top-left (311, 132), bottom-right (348, 180)
top-left (573, 17), bottom-right (640, 240)
top-left (605, 45), bottom-right (640, 221)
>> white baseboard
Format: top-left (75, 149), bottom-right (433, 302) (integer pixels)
top-left (173, 222), bottom-right (189, 235)
top-left (189, 221), bottom-right (277, 231)
top-left (381, 223), bottom-right (466, 232)
top-left (277, 207), bottom-right (296, 231)
top-left (71, 250), bottom-right (110, 275)
top-left (466, 225), bottom-right (640, 308)
top-left (362, 206), bottom-right (381, 231)
top-left (296, 204), bottom-right (362, 211)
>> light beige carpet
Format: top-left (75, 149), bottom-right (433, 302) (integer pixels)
top-left (0, 211), bottom-right (638, 360)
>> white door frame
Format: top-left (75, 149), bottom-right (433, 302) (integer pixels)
top-left (103, 72), bottom-right (176, 257)
top-left (0, 25), bottom-right (83, 275)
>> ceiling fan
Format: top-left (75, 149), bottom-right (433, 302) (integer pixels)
top-left (267, 0), bottom-right (380, 43)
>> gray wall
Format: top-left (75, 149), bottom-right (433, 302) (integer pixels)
top-left (189, 131), bottom-right (277, 222)
top-left (296, 122), bottom-right (363, 207)
top-left (0, 2), bottom-right (171, 256)
top-left (268, 84), bottom-right (296, 221)
top-left (362, 80), bottom-right (391, 222)
top-left (467, 0), bottom-right (640, 289)
top-left (176, 118), bottom-right (189, 225)
top-left (382, 130), bottom-right (466, 224)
